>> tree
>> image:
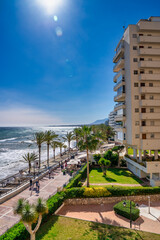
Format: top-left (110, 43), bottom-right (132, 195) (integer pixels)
top-left (63, 132), bottom-right (74, 157)
top-left (104, 150), bottom-right (118, 167)
top-left (73, 127), bottom-right (82, 148)
top-left (14, 198), bottom-right (48, 240)
top-left (78, 125), bottom-right (99, 187)
top-left (58, 142), bottom-right (67, 156)
top-left (98, 158), bottom-right (111, 176)
top-left (93, 153), bottom-right (102, 164)
top-left (112, 145), bottom-right (125, 167)
top-left (51, 140), bottom-right (60, 160)
top-left (22, 152), bottom-right (38, 174)
top-left (34, 132), bottom-right (45, 169)
top-left (44, 131), bottom-right (58, 167)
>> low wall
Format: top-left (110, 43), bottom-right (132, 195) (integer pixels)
top-left (64, 194), bottom-right (160, 205)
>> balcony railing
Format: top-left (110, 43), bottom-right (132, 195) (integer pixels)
top-left (114, 79), bottom-right (125, 91)
top-left (113, 58), bottom-right (125, 73)
top-left (113, 69), bottom-right (125, 83)
top-left (113, 41), bottom-right (124, 63)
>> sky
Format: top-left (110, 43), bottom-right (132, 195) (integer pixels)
top-left (0, 0), bottom-right (160, 126)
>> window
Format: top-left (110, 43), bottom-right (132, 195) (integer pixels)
top-left (135, 95), bottom-right (139, 100)
top-left (142, 134), bottom-right (146, 139)
top-left (149, 70), bottom-right (153, 74)
top-left (135, 134), bottom-right (139, 138)
top-left (140, 58), bottom-right (144, 61)
top-left (140, 70), bottom-right (144, 74)
top-left (139, 46), bottom-right (144, 48)
top-left (148, 58), bottom-right (152, 61)
top-left (147, 34), bottom-right (152, 36)
top-left (150, 108), bottom-right (154, 113)
top-left (135, 108), bottom-right (139, 112)
top-left (132, 34), bottom-right (137, 38)
top-left (149, 83), bottom-right (153, 87)
top-left (148, 46), bottom-right (152, 48)
top-left (133, 46), bottom-right (137, 50)
top-left (133, 58), bottom-right (138, 62)
top-left (141, 83), bottom-right (145, 87)
top-left (149, 95), bottom-right (154, 100)
top-left (141, 95), bottom-right (145, 100)
top-left (134, 70), bottom-right (138, 75)
top-left (141, 108), bottom-right (146, 113)
top-left (139, 34), bottom-right (143, 36)
top-left (150, 133), bottom-right (154, 138)
top-left (141, 121), bottom-right (146, 126)
top-left (135, 121), bottom-right (139, 126)
top-left (134, 83), bottom-right (138, 87)
top-left (150, 121), bottom-right (154, 126)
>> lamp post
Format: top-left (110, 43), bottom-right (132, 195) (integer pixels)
top-left (148, 196), bottom-right (150, 214)
top-left (123, 200), bottom-right (139, 228)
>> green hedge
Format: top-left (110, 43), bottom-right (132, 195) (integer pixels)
top-left (65, 164), bottom-right (87, 189)
top-left (114, 200), bottom-right (140, 221)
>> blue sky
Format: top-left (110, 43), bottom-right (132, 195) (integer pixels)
top-left (0, 0), bottom-right (160, 126)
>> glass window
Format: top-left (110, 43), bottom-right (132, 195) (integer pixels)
top-left (135, 108), bottom-right (139, 112)
top-left (150, 121), bottom-right (154, 126)
top-left (141, 83), bottom-right (145, 87)
top-left (141, 108), bottom-right (146, 113)
top-left (133, 46), bottom-right (137, 50)
top-left (149, 83), bottom-right (153, 87)
top-left (134, 83), bottom-right (138, 87)
top-left (135, 95), bottom-right (139, 100)
top-left (135, 121), bottom-right (139, 126)
top-left (150, 133), bottom-right (154, 138)
top-left (134, 70), bottom-right (138, 75)
top-left (135, 134), bottom-right (139, 138)
top-left (150, 108), bottom-right (154, 113)
top-left (133, 58), bottom-right (138, 62)
top-left (149, 70), bottom-right (153, 74)
top-left (149, 95), bottom-right (154, 100)
top-left (132, 34), bottom-right (137, 38)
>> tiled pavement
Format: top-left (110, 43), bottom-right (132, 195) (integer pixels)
top-left (0, 167), bottom-right (71, 235)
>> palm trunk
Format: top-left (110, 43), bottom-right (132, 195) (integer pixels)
top-left (118, 152), bottom-right (120, 168)
top-left (39, 145), bottom-right (41, 169)
top-left (86, 148), bottom-right (89, 187)
top-left (24, 223), bottom-right (35, 240)
top-left (29, 162), bottom-right (31, 174)
top-left (68, 141), bottom-right (70, 158)
top-left (47, 143), bottom-right (49, 167)
top-left (53, 148), bottom-right (55, 160)
top-left (60, 147), bottom-right (62, 156)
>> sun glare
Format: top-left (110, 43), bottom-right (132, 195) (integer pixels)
top-left (37, 0), bottom-right (63, 15)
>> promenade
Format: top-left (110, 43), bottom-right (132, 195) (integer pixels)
top-left (0, 166), bottom-right (72, 236)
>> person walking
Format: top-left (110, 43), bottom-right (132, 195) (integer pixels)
top-left (36, 180), bottom-right (38, 193)
top-left (29, 179), bottom-right (32, 191)
top-left (37, 181), bottom-right (40, 193)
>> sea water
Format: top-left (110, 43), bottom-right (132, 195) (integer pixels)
top-left (0, 126), bottom-right (76, 180)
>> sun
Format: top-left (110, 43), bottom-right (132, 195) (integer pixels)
top-left (37, 0), bottom-right (63, 15)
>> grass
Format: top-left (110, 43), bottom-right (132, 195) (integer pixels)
top-left (128, 148), bottom-right (160, 155)
top-left (89, 168), bottom-right (143, 184)
top-left (36, 215), bottom-right (160, 240)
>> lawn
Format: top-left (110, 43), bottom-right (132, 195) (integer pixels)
top-left (128, 148), bottom-right (160, 155)
top-left (36, 215), bottom-right (160, 240)
top-left (89, 168), bottom-right (143, 184)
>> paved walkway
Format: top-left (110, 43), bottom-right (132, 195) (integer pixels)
top-left (0, 167), bottom-right (71, 236)
top-left (57, 201), bottom-right (160, 235)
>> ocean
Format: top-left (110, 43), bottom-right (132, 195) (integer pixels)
top-left (0, 126), bottom-right (76, 181)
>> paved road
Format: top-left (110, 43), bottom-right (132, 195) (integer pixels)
top-left (0, 167), bottom-right (71, 236)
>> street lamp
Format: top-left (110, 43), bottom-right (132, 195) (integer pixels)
top-left (148, 196), bottom-right (150, 214)
top-left (123, 200), bottom-right (139, 228)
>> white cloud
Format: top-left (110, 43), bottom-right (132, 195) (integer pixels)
top-left (0, 106), bottom-right (62, 126)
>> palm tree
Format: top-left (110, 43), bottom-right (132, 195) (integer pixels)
top-left (51, 140), bottom-right (60, 160)
top-left (44, 131), bottom-right (58, 167)
top-left (23, 152), bottom-right (38, 174)
top-left (73, 127), bottom-right (82, 148)
top-left (14, 198), bottom-right (48, 240)
top-left (63, 132), bottom-right (74, 157)
top-left (57, 142), bottom-right (67, 156)
top-left (78, 126), bottom-right (99, 187)
top-left (34, 132), bottom-right (45, 169)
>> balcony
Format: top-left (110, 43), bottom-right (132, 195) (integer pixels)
top-left (138, 35), bottom-right (160, 43)
top-left (139, 74), bottom-right (160, 81)
top-left (139, 48), bottom-right (160, 55)
top-left (115, 114), bottom-right (126, 122)
top-left (141, 113), bottom-right (160, 120)
top-left (140, 99), bottom-right (160, 107)
top-left (138, 60), bottom-right (160, 68)
top-left (140, 126), bottom-right (160, 133)
top-left (138, 21), bottom-right (160, 31)
top-left (141, 139), bottom-right (160, 150)
top-left (113, 41), bottom-right (124, 63)
top-left (114, 92), bottom-right (125, 102)
top-left (113, 69), bottom-right (125, 83)
top-left (140, 87), bottom-right (160, 94)
top-left (113, 58), bottom-right (125, 73)
top-left (115, 125), bottom-right (126, 133)
top-left (125, 156), bottom-right (147, 172)
top-left (114, 102), bottom-right (125, 111)
top-left (114, 79), bottom-right (125, 91)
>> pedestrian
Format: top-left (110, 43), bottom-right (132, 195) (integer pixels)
top-left (29, 179), bottom-right (32, 190)
top-left (37, 181), bottom-right (40, 193)
top-left (49, 169), bottom-right (51, 179)
top-left (36, 180), bottom-right (38, 192)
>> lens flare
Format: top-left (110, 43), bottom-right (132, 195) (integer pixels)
top-left (53, 15), bottom-right (58, 21)
top-left (55, 26), bottom-right (63, 36)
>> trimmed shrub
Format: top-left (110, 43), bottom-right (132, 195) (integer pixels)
top-left (104, 150), bottom-right (118, 167)
top-left (114, 200), bottom-right (140, 221)
top-left (93, 153), bottom-right (102, 164)
top-left (83, 187), bottom-right (111, 198)
top-left (0, 222), bottom-right (29, 240)
top-left (65, 164), bottom-right (87, 189)
top-left (63, 187), bottom-right (85, 198)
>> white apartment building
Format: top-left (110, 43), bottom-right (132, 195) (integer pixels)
top-left (113, 17), bottom-right (160, 186)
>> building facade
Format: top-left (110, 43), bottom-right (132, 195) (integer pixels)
top-left (113, 17), bottom-right (160, 186)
